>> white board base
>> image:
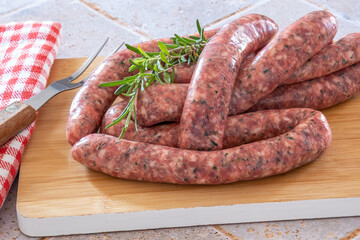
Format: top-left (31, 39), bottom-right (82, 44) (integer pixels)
top-left (17, 197), bottom-right (360, 237)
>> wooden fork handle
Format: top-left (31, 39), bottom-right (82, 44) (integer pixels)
top-left (0, 101), bottom-right (36, 147)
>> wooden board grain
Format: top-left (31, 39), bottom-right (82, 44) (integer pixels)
top-left (16, 58), bottom-right (360, 236)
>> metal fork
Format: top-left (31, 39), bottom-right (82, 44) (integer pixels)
top-left (0, 38), bottom-right (123, 147)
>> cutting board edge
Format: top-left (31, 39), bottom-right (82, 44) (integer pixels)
top-left (17, 197), bottom-right (360, 237)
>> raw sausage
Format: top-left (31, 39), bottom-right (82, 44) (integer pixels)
top-left (136, 11), bottom-right (338, 127)
top-left (102, 102), bottom-right (317, 149)
top-left (72, 108), bottom-right (332, 185)
top-left (178, 14), bottom-right (278, 150)
top-left (248, 62), bottom-right (360, 112)
top-left (284, 33), bottom-right (360, 85)
top-left (66, 29), bottom-right (219, 146)
top-left (229, 11), bottom-right (337, 115)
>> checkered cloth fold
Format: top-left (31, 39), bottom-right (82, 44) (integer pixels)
top-left (0, 21), bottom-right (62, 208)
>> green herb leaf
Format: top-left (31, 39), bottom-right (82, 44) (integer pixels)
top-left (163, 71), bottom-right (171, 84)
top-left (160, 52), bottom-right (171, 65)
top-left (137, 46), bottom-right (150, 58)
top-left (158, 41), bottom-right (170, 56)
top-left (114, 84), bottom-right (130, 95)
top-left (196, 19), bottom-right (202, 35)
top-left (125, 44), bottom-right (141, 54)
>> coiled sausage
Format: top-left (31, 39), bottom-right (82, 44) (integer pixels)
top-left (72, 108), bottom-right (332, 185)
top-left (102, 102), bottom-right (319, 149)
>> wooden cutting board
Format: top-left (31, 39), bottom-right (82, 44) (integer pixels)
top-left (17, 58), bottom-right (360, 237)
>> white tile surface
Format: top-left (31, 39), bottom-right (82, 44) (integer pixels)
top-left (207, 0), bottom-right (321, 30)
top-left (0, 0), bottom-right (32, 15)
top-left (0, 0), bottom-right (144, 58)
top-left (82, 0), bottom-right (259, 39)
top-left (309, 0), bottom-right (360, 23)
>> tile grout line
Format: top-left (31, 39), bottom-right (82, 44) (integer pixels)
top-left (340, 226), bottom-right (360, 240)
top-left (204, 5), bottom-right (253, 29)
top-left (211, 225), bottom-right (241, 240)
top-left (78, 0), bottom-right (154, 40)
top-left (205, 0), bottom-right (270, 29)
top-left (0, 0), bottom-right (47, 19)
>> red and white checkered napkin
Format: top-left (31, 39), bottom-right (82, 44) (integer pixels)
top-left (0, 21), bottom-right (62, 208)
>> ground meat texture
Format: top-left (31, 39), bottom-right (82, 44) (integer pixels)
top-left (66, 29), bottom-right (219, 146)
top-left (168, 63), bottom-right (197, 84)
top-left (103, 101), bottom-right (311, 149)
top-left (72, 109), bottom-right (332, 185)
top-left (178, 14), bottom-right (279, 151)
top-left (284, 33), bottom-right (360, 85)
top-left (229, 10), bottom-right (337, 115)
top-left (136, 84), bottom-right (189, 126)
top-left (248, 62), bottom-right (360, 112)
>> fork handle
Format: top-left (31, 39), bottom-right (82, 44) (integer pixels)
top-left (0, 101), bottom-right (36, 147)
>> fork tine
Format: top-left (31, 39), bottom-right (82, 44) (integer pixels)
top-left (23, 40), bottom-right (124, 111)
top-left (66, 37), bottom-right (109, 82)
top-left (111, 42), bottom-right (125, 55)
top-left (64, 42), bottom-right (126, 89)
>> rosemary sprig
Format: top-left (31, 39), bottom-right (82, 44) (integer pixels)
top-left (99, 20), bottom-right (209, 139)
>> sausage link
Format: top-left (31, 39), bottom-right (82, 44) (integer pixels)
top-left (66, 29), bottom-right (219, 146)
top-left (72, 108), bottom-right (332, 185)
top-left (248, 62), bottom-right (360, 112)
top-left (284, 33), bottom-right (360, 85)
top-left (178, 14), bottom-right (278, 150)
top-left (103, 102), bottom-right (313, 149)
top-left (229, 11), bottom-right (337, 115)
